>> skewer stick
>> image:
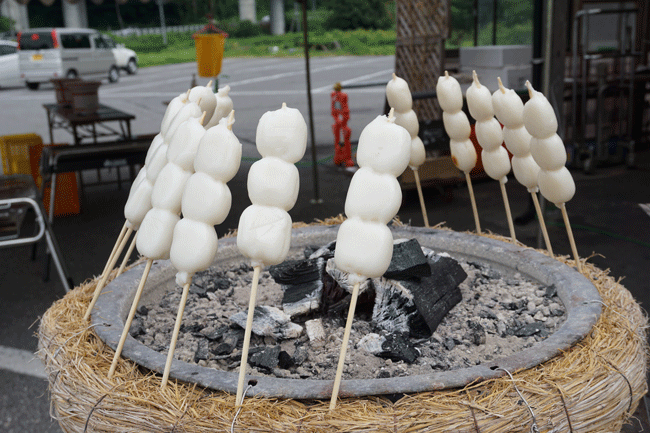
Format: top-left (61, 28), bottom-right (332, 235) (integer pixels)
top-left (330, 281), bottom-right (361, 410)
top-left (102, 221), bottom-right (128, 277)
top-left (499, 180), bottom-right (516, 242)
top-left (558, 203), bottom-right (582, 273)
top-left (161, 281), bottom-right (191, 389)
top-left (236, 265), bottom-right (262, 406)
top-left (84, 227), bottom-right (134, 321)
top-left (465, 172), bottom-right (481, 234)
top-left (530, 192), bottom-right (553, 255)
top-left (116, 232), bottom-right (138, 277)
top-left (108, 259), bottom-right (153, 378)
top-left (412, 169), bottom-right (429, 228)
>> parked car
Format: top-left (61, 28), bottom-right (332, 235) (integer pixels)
top-left (0, 40), bottom-right (21, 89)
top-left (17, 28), bottom-right (120, 90)
top-left (100, 34), bottom-right (138, 75)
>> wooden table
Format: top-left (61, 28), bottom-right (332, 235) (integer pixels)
top-left (43, 103), bottom-right (135, 146)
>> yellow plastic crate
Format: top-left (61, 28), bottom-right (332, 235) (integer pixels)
top-left (0, 133), bottom-right (43, 175)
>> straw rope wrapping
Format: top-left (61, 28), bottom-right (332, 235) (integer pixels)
top-left (37, 226), bottom-right (648, 432)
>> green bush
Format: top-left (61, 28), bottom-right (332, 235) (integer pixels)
top-left (322, 0), bottom-right (392, 31)
top-left (221, 19), bottom-right (267, 38)
top-left (0, 16), bottom-right (15, 33)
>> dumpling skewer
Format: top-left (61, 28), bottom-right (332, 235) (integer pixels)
top-left (235, 103), bottom-right (307, 406)
top-left (492, 78), bottom-right (553, 254)
top-left (160, 111), bottom-right (241, 389)
top-left (386, 74), bottom-right (428, 227)
top-left (436, 71), bottom-right (481, 233)
top-left (330, 108), bottom-right (411, 409)
top-left (107, 111), bottom-right (208, 379)
top-left (466, 71), bottom-right (516, 242)
top-left (523, 81), bottom-right (582, 272)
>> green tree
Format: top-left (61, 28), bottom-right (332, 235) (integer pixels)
top-left (321, 0), bottom-right (392, 31)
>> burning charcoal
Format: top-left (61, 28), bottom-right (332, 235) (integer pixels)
top-left (248, 346), bottom-right (281, 371)
top-left (403, 256), bottom-right (466, 334)
top-left (308, 240), bottom-right (336, 260)
top-left (513, 322), bottom-right (547, 337)
top-left (278, 351), bottom-right (295, 369)
top-left (269, 258), bottom-right (321, 285)
top-left (230, 306), bottom-right (303, 340)
top-left (305, 318), bottom-right (326, 342)
top-left (326, 258), bottom-right (372, 294)
top-left (282, 279), bottom-right (323, 317)
top-left (372, 279), bottom-right (431, 339)
top-left (383, 239), bottom-right (431, 279)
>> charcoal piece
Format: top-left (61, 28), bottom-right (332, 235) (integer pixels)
top-left (326, 294), bottom-right (351, 326)
top-left (501, 299), bottom-right (527, 311)
top-left (208, 277), bottom-right (231, 292)
top-left (377, 370), bottom-right (391, 379)
top-left (467, 320), bottom-right (486, 346)
top-left (326, 258), bottom-right (371, 294)
top-left (380, 333), bottom-right (419, 364)
top-left (200, 325), bottom-right (229, 341)
top-left (230, 306), bottom-right (303, 340)
top-left (248, 346), bottom-right (281, 371)
top-left (292, 346), bottom-right (308, 366)
top-left (305, 318), bottom-right (326, 341)
top-left (213, 342), bottom-right (235, 356)
top-left (308, 241), bottom-right (336, 260)
top-left (189, 283), bottom-right (208, 297)
top-left (357, 333), bottom-right (384, 354)
top-left (282, 279), bottom-right (323, 317)
top-left (443, 337), bottom-right (455, 351)
top-left (137, 305), bottom-right (149, 316)
top-left (129, 317), bottom-right (144, 337)
top-left (194, 339), bottom-right (210, 361)
top-left (383, 239), bottom-right (431, 279)
top-left (278, 351), bottom-right (295, 369)
top-left (372, 279), bottom-right (431, 339)
top-left (269, 258), bottom-right (321, 285)
top-left (513, 322), bottom-right (547, 337)
top-left (403, 256), bottom-right (466, 334)
top-left (544, 284), bottom-right (557, 298)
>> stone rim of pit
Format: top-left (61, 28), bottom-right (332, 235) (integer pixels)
top-left (93, 225), bottom-right (601, 400)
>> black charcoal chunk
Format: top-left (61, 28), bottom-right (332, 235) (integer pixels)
top-left (380, 333), bottom-right (420, 364)
top-left (282, 279), bottom-right (323, 317)
top-left (383, 239), bottom-right (431, 279)
top-left (402, 256), bottom-right (466, 334)
top-left (513, 322), bottom-right (546, 337)
top-left (308, 240), bottom-right (336, 260)
top-left (372, 279), bottom-right (431, 339)
top-left (248, 346), bottom-right (281, 371)
top-left (269, 259), bottom-right (321, 285)
top-left (278, 351), bottom-right (295, 369)
top-left (326, 258), bottom-right (372, 294)
top-left (230, 306), bottom-right (303, 340)
top-left (467, 320), bottom-right (486, 345)
top-left (194, 339), bottom-right (210, 361)
top-left (544, 284), bottom-right (557, 298)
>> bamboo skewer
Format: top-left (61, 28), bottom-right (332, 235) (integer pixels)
top-left (116, 233), bottom-right (138, 277)
top-left (236, 265), bottom-right (262, 406)
top-left (108, 259), bottom-right (153, 378)
top-left (161, 281), bottom-right (191, 389)
top-left (330, 281), bottom-right (361, 410)
top-left (499, 181), bottom-right (516, 242)
top-left (531, 192), bottom-right (553, 255)
top-left (102, 221), bottom-right (128, 276)
top-left (412, 169), bottom-right (429, 228)
top-left (84, 227), bottom-right (134, 321)
top-left (559, 203), bottom-right (582, 273)
top-left (465, 172), bottom-right (481, 234)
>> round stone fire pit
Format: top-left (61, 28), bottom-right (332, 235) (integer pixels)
top-left (92, 225), bottom-right (601, 400)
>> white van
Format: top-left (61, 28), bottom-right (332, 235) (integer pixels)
top-left (17, 28), bottom-right (120, 90)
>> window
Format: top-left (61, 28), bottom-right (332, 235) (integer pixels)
top-left (94, 36), bottom-right (109, 49)
top-left (18, 32), bottom-right (54, 50)
top-left (0, 44), bottom-right (17, 56)
top-left (101, 36), bottom-right (117, 49)
top-left (60, 34), bottom-right (91, 49)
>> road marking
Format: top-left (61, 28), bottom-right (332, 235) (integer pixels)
top-left (639, 203), bottom-right (650, 218)
top-left (0, 345), bottom-right (46, 379)
top-left (312, 68), bottom-right (394, 93)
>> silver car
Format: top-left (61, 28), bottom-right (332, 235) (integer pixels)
top-left (18, 27), bottom-right (120, 90)
top-left (0, 40), bottom-right (21, 89)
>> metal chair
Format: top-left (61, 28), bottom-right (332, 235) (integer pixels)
top-left (0, 174), bottom-right (73, 292)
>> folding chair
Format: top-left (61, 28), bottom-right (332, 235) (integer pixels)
top-left (0, 174), bottom-right (73, 292)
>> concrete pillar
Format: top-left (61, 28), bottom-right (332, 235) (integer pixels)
top-left (269, 0), bottom-right (284, 35)
top-left (238, 0), bottom-right (256, 23)
top-left (0, 0), bottom-right (29, 31)
top-left (62, 0), bottom-right (88, 29)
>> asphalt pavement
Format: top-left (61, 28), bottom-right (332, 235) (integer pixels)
top-left (1, 56), bottom-right (649, 432)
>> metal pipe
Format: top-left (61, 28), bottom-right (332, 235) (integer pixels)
top-left (301, 0), bottom-right (321, 204)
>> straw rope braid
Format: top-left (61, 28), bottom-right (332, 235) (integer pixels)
top-left (554, 384), bottom-right (574, 433)
top-left (84, 384), bottom-right (121, 433)
top-left (171, 384), bottom-right (205, 433)
top-left (469, 404), bottom-right (480, 432)
top-left (53, 322), bottom-right (108, 360)
top-left (35, 223), bottom-right (649, 433)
